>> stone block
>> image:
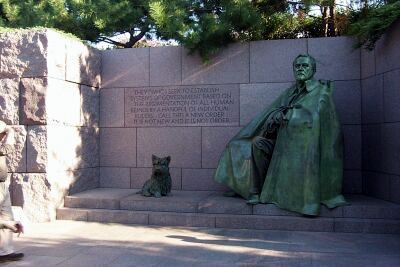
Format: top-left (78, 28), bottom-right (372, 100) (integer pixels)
top-left (47, 78), bottom-right (81, 126)
top-left (120, 190), bottom-right (212, 212)
top-left (64, 188), bottom-right (135, 209)
top-left (78, 127), bottom-right (99, 168)
top-left (308, 37), bottom-right (360, 80)
top-left (343, 195), bottom-right (400, 219)
top-left (215, 215), bottom-right (334, 232)
top-left (362, 124), bottom-right (382, 172)
top-left (197, 192), bottom-right (253, 215)
top-left (182, 43), bottom-right (249, 85)
top-left (361, 75), bottom-right (384, 124)
top-left (334, 218), bottom-right (400, 234)
top-left (182, 168), bottom-right (227, 191)
top-left (100, 167), bottom-right (130, 188)
top-left (375, 19), bottom-right (400, 74)
top-left (87, 210), bottom-right (148, 224)
top-left (81, 85), bottom-right (99, 127)
top-left (20, 77), bottom-right (47, 125)
top-left (102, 48), bottom-right (149, 88)
top-left (149, 212), bottom-right (216, 227)
top-left (47, 126), bottom-right (82, 171)
top-left (253, 204), bottom-right (299, 217)
top-left (201, 127), bottom-right (241, 168)
top-left (383, 69), bottom-right (400, 123)
top-left (99, 88), bottom-right (125, 127)
top-left (0, 31), bottom-right (47, 78)
top-left (342, 125), bottom-right (361, 170)
top-left (0, 78), bottom-right (19, 124)
top-left (250, 39), bottom-right (307, 83)
top-left (46, 30), bottom-right (67, 80)
top-left (11, 173), bottom-right (56, 222)
top-left (334, 80), bottom-right (361, 125)
top-left (343, 170), bottom-right (362, 194)
top-left (361, 49), bottom-right (375, 79)
top-left (100, 128), bottom-right (136, 167)
top-left (7, 126), bottom-right (27, 172)
top-left (27, 125), bottom-right (47, 172)
top-left (67, 168), bottom-right (100, 195)
top-left (65, 39), bottom-right (101, 87)
top-left (240, 83), bottom-right (290, 126)
top-left (130, 167), bottom-right (182, 190)
top-left (390, 175), bottom-right (400, 204)
top-left (363, 171), bottom-right (390, 201)
top-left (137, 127), bottom-right (201, 168)
top-left (381, 123), bottom-right (400, 175)
top-left (150, 46), bottom-right (182, 86)
top-left (56, 208), bottom-right (88, 221)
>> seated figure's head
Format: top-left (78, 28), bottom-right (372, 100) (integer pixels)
top-left (293, 54), bottom-right (316, 82)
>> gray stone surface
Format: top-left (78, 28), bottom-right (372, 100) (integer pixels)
top-left (362, 124), bottom-right (382, 172)
top-left (362, 75), bottom-right (384, 124)
top-left (46, 30), bottom-right (66, 80)
top-left (81, 85), bottom-right (99, 127)
top-left (120, 191), bottom-right (212, 213)
top-left (11, 173), bottom-right (55, 222)
top-left (130, 167), bottom-right (182, 190)
top-left (375, 19), bottom-right (400, 74)
top-left (100, 128), bottom-right (136, 167)
top-left (0, 31), bottom-right (47, 78)
top-left (197, 193), bottom-right (253, 215)
top-left (342, 125), bottom-right (361, 170)
top-left (383, 69), bottom-right (400, 123)
top-left (102, 48), bottom-right (149, 88)
top-left (65, 39), bottom-right (101, 87)
top-left (150, 46), bottom-right (182, 86)
top-left (78, 127), bottom-right (99, 168)
top-left (334, 218), bottom-right (400, 234)
top-left (363, 171), bottom-right (391, 201)
top-left (361, 49), bottom-right (375, 79)
top-left (182, 43), bottom-right (249, 85)
top-left (343, 195), bottom-right (400, 219)
top-left (381, 123), bottom-right (400, 175)
top-left (250, 39), bottom-right (306, 83)
top-left (27, 125), bottom-right (47, 172)
top-left (391, 175), bottom-right (400, 204)
top-left (0, 78), bottom-right (19, 124)
top-left (240, 83), bottom-right (290, 126)
top-left (47, 78), bottom-right (81, 126)
top-left (308, 37), bottom-right (360, 81)
top-left (182, 168), bottom-right (227, 191)
top-left (56, 208), bottom-right (88, 221)
top-left (20, 77), bottom-right (47, 125)
top-left (149, 212), bottom-right (216, 227)
top-left (7, 126), bottom-right (27, 172)
top-left (333, 80), bottom-right (361, 125)
top-left (201, 127), bottom-right (241, 168)
top-left (137, 127), bottom-right (201, 168)
top-left (99, 88), bottom-right (125, 127)
top-left (343, 170), bottom-right (362, 194)
top-left (215, 215), bottom-right (334, 232)
top-left (87, 210), bottom-right (148, 224)
top-left (100, 167), bottom-right (130, 188)
top-left (67, 168), bottom-right (100, 195)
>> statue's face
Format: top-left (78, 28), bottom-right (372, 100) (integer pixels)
top-left (293, 57), bottom-right (314, 82)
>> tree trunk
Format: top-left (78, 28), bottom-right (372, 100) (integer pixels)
top-left (322, 6), bottom-right (328, 37)
top-left (327, 4), bottom-right (336, 37)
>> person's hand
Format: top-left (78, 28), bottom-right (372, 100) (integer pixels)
top-left (14, 222), bottom-right (24, 236)
top-left (3, 221), bottom-right (23, 235)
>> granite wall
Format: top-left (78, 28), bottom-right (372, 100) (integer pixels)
top-left (361, 20), bottom-right (400, 204)
top-left (100, 37), bottom-right (363, 195)
top-left (0, 29), bottom-right (101, 221)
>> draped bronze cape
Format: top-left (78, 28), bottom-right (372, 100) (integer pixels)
top-left (214, 80), bottom-right (347, 215)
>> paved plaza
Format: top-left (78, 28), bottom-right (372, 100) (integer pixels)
top-left (3, 220), bottom-right (400, 266)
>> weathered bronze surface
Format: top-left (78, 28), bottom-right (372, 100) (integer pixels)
top-left (137, 155), bottom-right (172, 198)
top-left (214, 54), bottom-right (347, 216)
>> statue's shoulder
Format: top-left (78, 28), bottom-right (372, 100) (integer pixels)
top-left (317, 79), bottom-right (334, 94)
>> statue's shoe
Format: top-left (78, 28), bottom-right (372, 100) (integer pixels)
top-left (246, 194), bottom-right (260, 205)
top-left (0, 253), bottom-right (24, 262)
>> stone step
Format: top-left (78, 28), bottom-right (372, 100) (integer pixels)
top-left (63, 188), bottom-right (400, 219)
top-left (57, 207), bottom-right (400, 234)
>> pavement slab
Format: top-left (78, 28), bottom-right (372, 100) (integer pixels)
top-left (2, 220), bottom-right (399, 267)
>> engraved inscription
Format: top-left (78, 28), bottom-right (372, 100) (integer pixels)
top-left (125, 85), bottom-right (239, 126)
